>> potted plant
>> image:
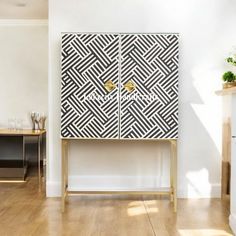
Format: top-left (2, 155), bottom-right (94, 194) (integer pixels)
top-left (222, 71), bottom-right (236, 89)
top-left (226, 56), bottom-right (236, 66)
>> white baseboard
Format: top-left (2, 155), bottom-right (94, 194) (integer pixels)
top-left (177, 183), bottom-right (221, 199)
top-left (230, 214), bottom-right (236, 235)
top-left (46, 175), bottom-right (221, 198)
top-left (46, 181), bottom-right (61, 197)
top-left (68, 175), bottom-right (168, 191)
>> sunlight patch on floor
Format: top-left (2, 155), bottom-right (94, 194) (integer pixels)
top-left (143, 200), bottom-right (157, 206)
top-left (179, 229), bottom-right (232, 236)
top-left (127, 206), bottom-right (158, 216)
top-left (128, 201), bottom-right (143, 207)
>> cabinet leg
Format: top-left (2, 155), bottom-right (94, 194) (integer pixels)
top-left (171, 140), bottom-right (177, 213)
top-left (170, 141), bottom-right (174, 202)
top-left (61, 139), bottom-right (68, 213)
top-left (65, 140), bottom-right (69, 201)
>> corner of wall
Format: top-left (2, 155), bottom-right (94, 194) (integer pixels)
top-left (229, 214), bottom-right (236, 235)
top-left (46, 181), bottom-right (61, 197)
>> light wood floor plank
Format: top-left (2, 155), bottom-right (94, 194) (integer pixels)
top-left (143, 195), bottom-right (233, 236)
top-left (0, 177), bottom-right (233, 236)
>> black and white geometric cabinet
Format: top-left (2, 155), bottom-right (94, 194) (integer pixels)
top-left (61, 33), bottom-right (179, 139)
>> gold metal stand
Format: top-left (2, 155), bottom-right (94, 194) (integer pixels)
top-left (61, 139), bottom-right (177, 213)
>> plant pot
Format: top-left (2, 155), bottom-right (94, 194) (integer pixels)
top-left (223, 82), bottom-right (236, 89)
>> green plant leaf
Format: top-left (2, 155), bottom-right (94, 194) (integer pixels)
top-left (222, 71), bottom-right (236, 82)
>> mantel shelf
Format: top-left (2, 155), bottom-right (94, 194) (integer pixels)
top-left (215, 87), bottom-right (236, 96)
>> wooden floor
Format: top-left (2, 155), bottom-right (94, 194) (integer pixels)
top-left (0, 177), bottom-right (233, 236)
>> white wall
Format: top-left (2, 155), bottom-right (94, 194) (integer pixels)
top-left (0, 21), bottom-right (48, 129)
top-left (48, 0), bottom-right (236, 197)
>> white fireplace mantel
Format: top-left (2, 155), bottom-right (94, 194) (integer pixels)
top-left (216, 87), bottom-right (236, 234)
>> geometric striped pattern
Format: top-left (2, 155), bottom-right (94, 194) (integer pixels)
top-left (120, 34), bottom-right (179, 138)
top-left (61, 34), bottom-right (119, 138)
top-left (61, 33), bottom-right (179, 139)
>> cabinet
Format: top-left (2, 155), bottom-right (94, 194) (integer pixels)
top-left (60, 33), bottom-right (179, 212)
top-left (61, 33), bottom-right (179, 139)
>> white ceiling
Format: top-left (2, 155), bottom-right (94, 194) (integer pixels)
top-left (0, 0), bottom-right (48, 19)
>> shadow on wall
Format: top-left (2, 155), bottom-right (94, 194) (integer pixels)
top-left (179, 103), bottom-right (221, 198)
top-left (178, 34), bottom-right (223, 197)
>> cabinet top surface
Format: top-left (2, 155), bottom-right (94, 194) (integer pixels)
top-left (61, 137), bottom-right (177, 141)
top-left (0, 129), bottom-right (46, 136)
top-left (61, 32), bottom-right (179, 35)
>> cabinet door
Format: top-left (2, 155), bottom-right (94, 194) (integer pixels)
top-left (120, 34), bottom-right (179, 139)
top-left (61, 33), bottom-right (119, 138)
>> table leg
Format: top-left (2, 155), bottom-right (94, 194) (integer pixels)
top-left (42, 132), bottom-right (46, 183)
top-left (23, 136), bottom-right (26, 181)
top-left (38, 135), bottom-right (41, 191)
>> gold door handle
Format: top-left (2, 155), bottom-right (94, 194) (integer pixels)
top-left (124, 80), bottom-right (136, 93)
top-left (104, 80), bottom-right (116, 92)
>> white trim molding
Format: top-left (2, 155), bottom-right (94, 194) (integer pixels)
top-left (229, 214), bottom-right (236, 235)
top-left (46, 175), bottom-right (221, 198)
top-left (46, 181), bottom-right (61, 197)
top-left (68, 175), bottom-right (169, 191)
top-left (0, 19), bottom-right (48, 26)
top-left (177, 183), bottom-right (221, 199)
